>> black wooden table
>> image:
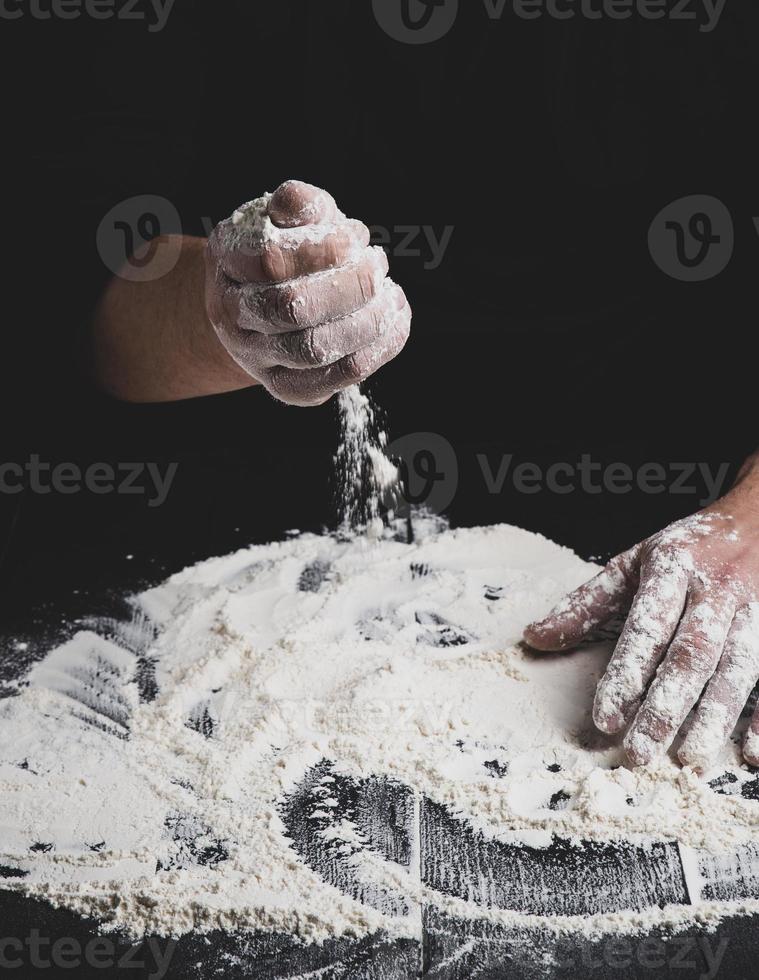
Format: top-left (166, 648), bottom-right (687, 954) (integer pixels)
top-left (1, 506), bottom-right (758, 980)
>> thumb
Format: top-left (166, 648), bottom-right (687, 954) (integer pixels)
top-left (268, 180), bottom-right (338, 229)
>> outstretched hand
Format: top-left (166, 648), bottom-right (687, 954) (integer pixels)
top-left (524, 457), bottom-right (759, 771)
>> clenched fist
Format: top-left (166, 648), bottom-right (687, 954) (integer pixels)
top-left (205, 180), bottom-right (412, 407)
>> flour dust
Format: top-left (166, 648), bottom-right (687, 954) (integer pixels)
top-left (335, 385), bottom-right (399, 533)
top-left (1, 521), bottom-right (759, 945)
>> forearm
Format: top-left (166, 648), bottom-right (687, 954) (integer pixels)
top-left (91, 235), bottom-right (255, 402)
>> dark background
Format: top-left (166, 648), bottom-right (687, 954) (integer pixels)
top-left (2, 0), bottom-right (758, 617)
top-left (1, 3), bottom-right (759, 974)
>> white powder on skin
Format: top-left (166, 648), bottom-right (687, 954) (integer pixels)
top-left (230, 193), bottom-right (275, 242)
top-left (1, 521), bottom-right (758, 942)
top-left (224, 192), bottom-right (363, 259)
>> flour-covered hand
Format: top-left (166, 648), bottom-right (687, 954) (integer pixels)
top-left (205, 180), bottom-right (411, 407)
top-left (524, 456), bottom-right (759, 770)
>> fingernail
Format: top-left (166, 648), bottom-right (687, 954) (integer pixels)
top-left (594, 707), bottom-right (625, 734)
top-left (522, 626), bottom-right (543, 647)
top-left (624, 730), bottom-right (660, 767)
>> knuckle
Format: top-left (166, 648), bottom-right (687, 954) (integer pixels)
top-left (273, 329), bottom-right (322, 368)
top-left (635, 706), bottom-right (670, 740)
top-left (265, 370), bottom-right (314, 407)
top-left (297, 329), bottom-right (323, 367)
top-left (324, 237), bottom-right (343, 270)
top-left (621, 617), bottom-right (663, 647)
top-left (337, 351), bottom-right (367, 385)
top-left (366, 303), bottom-right (384, 340)
top-left (274, 285), bottom-right (302, 327)
top-left (395, 305), bottom-right (412, 342)
top-left (350, 220), bottom-right (371, 247)
top-left (673, 636), bottom-right (719, 676)
top-left (207, 224), bottom-right (228, 262)
top-left (355, 267), bottom-right (377, 305)
top-left (261, 282), bottom-right (313, 329)
top-left (238, 288), bottom-right (265, 328)
top-left (644, 543), bottom-right (685, 575)
top-left (264, 368), bottom-right (284, 399)
top-left (259, 244), bottom-right (286, 282)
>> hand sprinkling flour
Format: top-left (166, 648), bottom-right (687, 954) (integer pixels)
top-left (204, 180), bottom-right (411, 406)
top-left (525, 453), bottom-right (759, 771)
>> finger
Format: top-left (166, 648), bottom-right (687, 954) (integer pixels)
top-left (247, 247), bottom-right (389, 333)
top-left (623, 592), bottom-right (735, 766)
top-left (523, 547), bottom-right (642, 653)
top-left (264, 282), bottom-right (410, 407)
top-left (240, 280), bottom-right (404, 371)
top-left (593, 555), bottom-right (689, 734)
top-left (678, 604), bottom-right (759, 770)
top-left (262, 279), bottom-right (403, 370)
top-left (268, 180), bottom-right (338, 228)
top-left (216, 219), bottom-right (371, 285)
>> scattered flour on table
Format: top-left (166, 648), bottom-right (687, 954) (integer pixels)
top-left (1, 521), bottom-right (759, 942)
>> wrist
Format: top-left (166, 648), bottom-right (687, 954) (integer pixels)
top-left (709, 450), bottom-right (759, 523)
top-left (735, 449), bottom-right (759, 485)
top-left (182, 237), bottom-right (255, 396)
top-left (92, 235), bottom-right (256, 403)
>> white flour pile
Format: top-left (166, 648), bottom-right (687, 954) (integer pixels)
top-left (1, 519), bottom-right (759, 942)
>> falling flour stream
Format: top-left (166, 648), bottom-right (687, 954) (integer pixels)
top-left (335, 385), bottom-right (399, 532)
